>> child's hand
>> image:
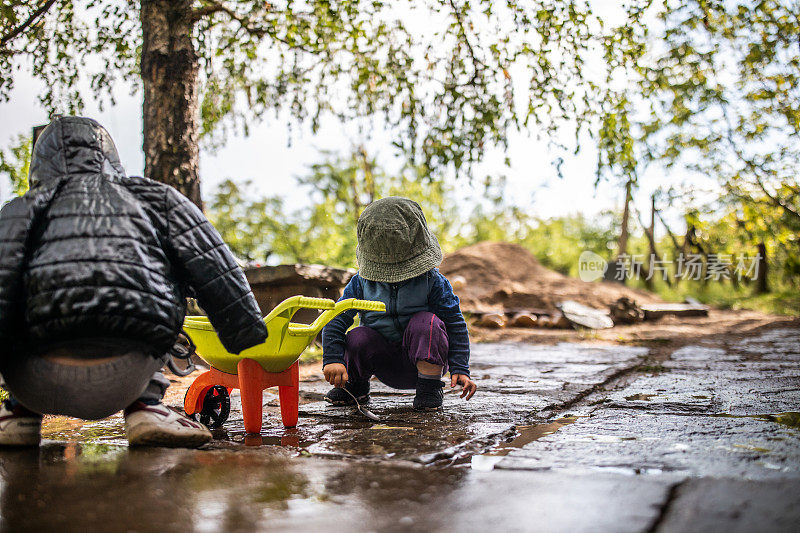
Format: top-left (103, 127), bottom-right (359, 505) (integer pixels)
top-left (450, 374), bottom-right (477, 400)
top-left (323, 363), bottom-right (348, 388)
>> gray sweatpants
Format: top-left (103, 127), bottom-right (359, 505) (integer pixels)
top-left (0, 341), bottom-right (170, 420)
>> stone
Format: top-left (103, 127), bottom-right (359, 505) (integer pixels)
top-left (245, 263), bottom-right (355, 323)
top-left (609, 297), bottom-right (645, 324)
top-left (559, 300), bottom-right (614, 329)
top-left (450, 275), bottom-right (467, 291)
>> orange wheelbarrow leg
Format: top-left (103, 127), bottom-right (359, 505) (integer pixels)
top-left (238, 358), bottom-right (265, 434)
top-left (278, 361), bottom-right (300, 428)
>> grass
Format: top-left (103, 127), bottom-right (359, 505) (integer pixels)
top-left (299, 345), bottom-right (323, 365)
top-left (637, 363), bottom-right (670, 374)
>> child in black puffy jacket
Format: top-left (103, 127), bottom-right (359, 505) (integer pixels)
top-left (0, 116), bottom-right (267, 448)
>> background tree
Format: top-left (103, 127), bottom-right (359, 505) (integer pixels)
top-left (1, 0), bottom-right (645, 207)
top-left (0, 134), bottom-right (31, 197)
top-left (206, 179), bottom-right (287, 263)
top-left (630, 0), bottom-right (800, 285)
top-left (208, 149), bottom-right (461, 268)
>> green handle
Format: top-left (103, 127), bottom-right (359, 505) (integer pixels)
top-left (349, 299), bottom-right (387, 312)
top-left (296, 296), bottom-right (338, 310)
top-left (262, 295), bottom-right (335, 324)
top-left (288, 298), bottom-right (386, 337)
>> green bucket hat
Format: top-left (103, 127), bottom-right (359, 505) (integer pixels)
top-left (356, 197), bottom-right (443, 283)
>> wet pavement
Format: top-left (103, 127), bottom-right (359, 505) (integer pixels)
top-left (2, 327), bottom-right (800, 532)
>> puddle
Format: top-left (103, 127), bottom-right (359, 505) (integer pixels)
top-left (589, 466), bottom-right (667, 476)
top-left (765, 412), bottom-right (800, 429)
top-left (733, 444), bottom-right (771, 453)
top-left (470, 417), bottom-right (578, 470)
top-left (368, 424), bottom-right (415, 431)
top-left (625, 394), bottom-right (656, 401)
top-left (496, 418), bottom-right (580, 450)
top-left (41, 415), bottom-right (126, 445)
top-left (712, 411), bottom-right (800, 430)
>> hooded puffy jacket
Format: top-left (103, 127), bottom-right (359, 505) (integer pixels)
top-left (0, 116), bottom-right (267, 358)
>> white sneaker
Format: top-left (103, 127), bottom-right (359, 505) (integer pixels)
top-left (0, 400), bottom-right (42, 446)
top-left (124, 401), bottom-right (212, 448)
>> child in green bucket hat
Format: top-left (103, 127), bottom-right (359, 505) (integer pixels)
top-left (322, 197), bottom-right (476, 410)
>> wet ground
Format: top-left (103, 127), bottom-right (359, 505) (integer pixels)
top-left (2, 324), bottom-right (799, 532)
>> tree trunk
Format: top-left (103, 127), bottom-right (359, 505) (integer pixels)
top-left (756, 242), bottom-right (769, 294)
top-left (640, 195), bottom-right (671, 288)
top-left (655, 210), bottom-right (684, 285)
top-left (616, 178), bottom-right (633, 259)
top-left (140, 0), bottom-right (202, 208)
top-left (358, 145), bottom-right (375, 204)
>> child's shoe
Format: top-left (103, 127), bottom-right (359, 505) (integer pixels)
top-left (413, 378), bottom-right (444, 410)
top-left (0, 399), bottom-right (42, 446)
top-left (325, 379), bottom-right (370, 406)
top-left (124, 401), bottom-right (212, 448)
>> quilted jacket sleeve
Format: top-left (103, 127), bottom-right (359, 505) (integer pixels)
top-left (0, 197), bottom-right (34, 355)
top-left (164, 188), bottom-right (267, 354)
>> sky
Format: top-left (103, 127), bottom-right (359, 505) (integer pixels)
top-left (0, 2), bottom-right (714, 233)
top-left (0, 70), bottom-right (679, 223)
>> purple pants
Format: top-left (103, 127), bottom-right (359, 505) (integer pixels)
top-left (344, 312), bottom-right (449, 389)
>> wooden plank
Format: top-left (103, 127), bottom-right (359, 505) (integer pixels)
top-left (640, 303), bottom-right (709, 320)
top-left (509, 313), bottom-right (538, 328)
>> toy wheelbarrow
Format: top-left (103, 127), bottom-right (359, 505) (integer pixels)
top-left (182, 296), bottom-right (385, 434)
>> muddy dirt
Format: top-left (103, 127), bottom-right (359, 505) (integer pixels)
top-left (439, 241), bottom-right (662, 314)
top-left (3, 320), bottom-right (799, 532)
top-left (469, 308), bottom-right (793, 345)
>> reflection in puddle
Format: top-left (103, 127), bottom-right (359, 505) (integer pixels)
top-left (589, 466), bottom-right (666, 476)
top-left (0, 442), bottom-right (325, 532)
top-left (41, 415), bottom-right (126, 445)
top-left (712, 411), bottom-right (800, 430)
top-left (733, 444), bottom-right (771, 453)
top-left (471, 417), bottom-right (579, 470)
top-left (368, 424), bottom-right (414, 431)
top-left (766, 412), bottom-right (800, 429)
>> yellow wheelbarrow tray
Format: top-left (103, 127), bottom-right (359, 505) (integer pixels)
top-left (182, 295), bottom-right (385, 433)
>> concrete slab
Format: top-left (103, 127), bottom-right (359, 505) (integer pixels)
top-left (446, 470), bottom-right (675, 533)
top-left (0, 443), bottom-right (675, 533)
top-left (499, 330), bottom-right (800, 480)
top-left (656, 478), bottom-right (800, 533)
top-left (7, 328), bottom-right (800, 532)
top-left (498, 410), bottom-right (800, 479)
top-left (604, 329), bottom-right (800, 416)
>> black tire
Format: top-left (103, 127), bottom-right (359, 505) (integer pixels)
top-left (192, 386), bottom-right (230, 429)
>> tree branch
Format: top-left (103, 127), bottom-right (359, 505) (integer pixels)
top-left (721, 107), bottom-right (800, 223)
top-left (655, 209), bottom-right (684, 254)
top-left (446, 0), bottom-right (486, 86)
top-left (0, 0), bottom-right (58, 47)
top-left (193, 0), bottom-right (314, 53)
top-left (750, 169), bottom-right (800, 221)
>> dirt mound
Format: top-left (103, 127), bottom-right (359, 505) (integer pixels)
top-left (440, 242), bottom-right (662, 314)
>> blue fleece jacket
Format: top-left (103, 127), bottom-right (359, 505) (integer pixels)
top-left (322, 268), bottom-right (471, 376)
